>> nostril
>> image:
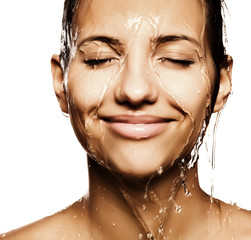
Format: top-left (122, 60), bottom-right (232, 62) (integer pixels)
top-left (114, 83), bottom-right (158, 107)
top-left (115, 99), bottom-right (155, 110)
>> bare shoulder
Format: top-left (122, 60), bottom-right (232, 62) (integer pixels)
top-left (219, 201), bottom-right (251, 239)
top-left (0, 197), bottom-right (91, 240)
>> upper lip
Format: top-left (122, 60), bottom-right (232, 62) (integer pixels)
top-left (101, 114), bottom-right (175, 124)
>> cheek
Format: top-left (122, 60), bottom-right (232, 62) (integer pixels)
top-left (67, 67), bottom-right (109, 113)
top-left (65, 62), bottom-right (122, 162)
top-left (67, 62), bottom-right (119, 111)
top-left (156, 64), bottom-right (212, 122)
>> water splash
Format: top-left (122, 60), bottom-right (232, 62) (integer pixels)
top-left (187, 120), bottom-right (207, 169)
top-left (210, 110), bottom-right (222, 201)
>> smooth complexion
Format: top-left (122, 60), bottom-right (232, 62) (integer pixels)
top-left (2, 0), bottom-right (251, 239)
top-left (51, 0), bottom-right (240, 238)
top-left (62, 0), bottom-right (218, 178)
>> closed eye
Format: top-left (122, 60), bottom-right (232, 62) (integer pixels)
top-left (159, 57), bottom-right (194, 67)
top-left (83, 58), bottom-right (118, 67)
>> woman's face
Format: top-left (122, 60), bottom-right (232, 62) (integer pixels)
top-left (65, 0), bottom-right (216, 177)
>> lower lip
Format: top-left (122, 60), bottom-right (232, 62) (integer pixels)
top-left (106, 122), bottom-right (169, 140)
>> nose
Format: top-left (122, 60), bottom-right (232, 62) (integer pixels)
top-left (114, 58), bottom-right (158, 107)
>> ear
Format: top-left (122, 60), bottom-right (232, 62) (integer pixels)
top-left (51, 54), bottom-right (69, 114)
top-left (213, 56), bottom-right (233, 113)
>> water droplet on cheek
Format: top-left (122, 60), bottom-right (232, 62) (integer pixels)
top-left (142, 204), bottom-right (147, 211)
top-left (112, 222), bottom-right (116, 227)
top-left (138, 233), bottom-right (143, 239)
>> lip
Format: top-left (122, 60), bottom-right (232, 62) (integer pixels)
top-left (102, 115), bottom-right (174, 140)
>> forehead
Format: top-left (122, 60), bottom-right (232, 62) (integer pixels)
top-left (74, 0), bottom-right (206, 43)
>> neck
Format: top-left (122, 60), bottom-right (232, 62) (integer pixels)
top-left (86, 156), bottom-right (213, 239)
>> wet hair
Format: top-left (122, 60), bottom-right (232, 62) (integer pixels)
top-left (203, 0), bottom-right (229, 111)
top-left (59, 0), bottom-right (228, 110)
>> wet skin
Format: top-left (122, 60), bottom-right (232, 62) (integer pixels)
top-left (1, 0), bottom-right (251, 239)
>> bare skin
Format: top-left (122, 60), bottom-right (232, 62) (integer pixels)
top-left (1, 158), bottom-right (251, 240)
top-left (1, 0), bottom-right (251, 239)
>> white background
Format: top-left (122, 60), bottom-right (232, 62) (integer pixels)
top-left (0, 0), bottom-right (250, 234)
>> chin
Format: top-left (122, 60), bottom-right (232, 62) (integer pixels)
top-left (104, 151), bottom-right (172, 179)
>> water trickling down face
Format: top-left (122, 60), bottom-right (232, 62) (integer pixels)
top-left (60, 0), bottom-right (221, 178)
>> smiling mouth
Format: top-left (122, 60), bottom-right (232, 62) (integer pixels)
top-left (102, 115), bottom-right (175, 140)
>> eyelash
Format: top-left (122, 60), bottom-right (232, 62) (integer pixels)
top-left (159, 57), bottom-right (194, 66)
top-left (83, 58), bottom-right (117, 67)
top-left (83, 57), bottom-right (194, 68)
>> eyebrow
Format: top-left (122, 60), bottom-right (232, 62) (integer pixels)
top-left (77, 34), bottom-right (201, 49)
top-left (155, 35), bottom-right (201, 47)
top-left (77, 36), bottom-right (123, 48)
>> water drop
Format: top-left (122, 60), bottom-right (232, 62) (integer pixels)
top-left (77, 233), bottom-right (81, 237)
top-left (138, 233), bottom-right (143, 239)
top-left (184, 188), bottom-right (192, 197)
top-left (98, 226), bottom-right (102, 229)
top-left (144, 193), bottom-right (148, 199)
top-left (112, 222), bottom-right (116, 227)
top-left (73, 215), bottom-right (77, 219)
top-left (159, 208), bottom-right (165, 214)
top-left (147, 232), bottom-right (153, 239)
top-left (157, 166), bottom-right (163, 175)
top-left (175, 204), bottom-right (182, 213)
top-left (158, 226), bottom-right (164, 234)
top-left (142, 204), bottom-right (147, 211)
top-left (100, 160), bottom-right (105, 166)
top-left (95, 207), bottom-right (98, 212)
